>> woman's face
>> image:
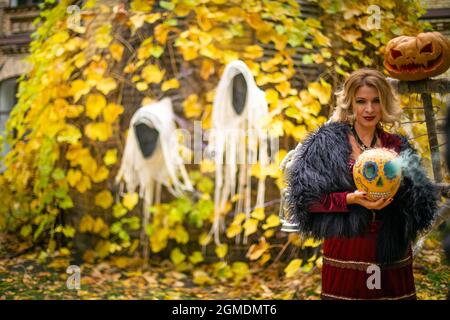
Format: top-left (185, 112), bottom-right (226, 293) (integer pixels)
top-left (352, 85), bottom-right (382, 129)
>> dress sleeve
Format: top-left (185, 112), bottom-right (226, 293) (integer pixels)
top-left (307, 191), bottom-right (350, 212)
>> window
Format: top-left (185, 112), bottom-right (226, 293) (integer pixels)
top-left (0, 77), bottom-right (18, 160)
top-left (9, 0), bottom-right (43, 8)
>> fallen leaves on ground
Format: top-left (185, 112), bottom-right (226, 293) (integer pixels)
top-left (0, 233), bottom-right (448, 300)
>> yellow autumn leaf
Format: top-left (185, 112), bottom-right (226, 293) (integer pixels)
top-left (215, 243), bottom-right (228, 259)
top-left (303, 237), bottom-right (322, 247)
top-left (95, 190), bottom-right (114, 209)
top-left (130, 0), bottom-right (152, 12)
top-left (70, 79), bottom-right (91, 102)
top-left (259, 253), bottom-right (271, 266)
top-left (74, 52), bottom-right (86, 69)
top-left (200, 59), bottom-right (215, 80)
top-left (85, 93), bottom-right (107, 120)
top-left (96, 77), bottom-right (117, 95)
top-left (78, 155), bottom-right (97, 177)
top-left (179, 43), bottom-right (198, 61)
top-left (144, 13), bottom-right (161, 24)
top-left (113, 256), bottom-right (131, 269)
top-left (340, 29), bottom-right (362, 43)
top-left (124, 63), bottom-right (136, 74)
top-left (154, 23), bottom-right (170, 44)
top-left (198, 232), bottom-right (211, 246)
top-left (66, 104), bottom-right (84, 118)
top-left (308, 80), bottom-right (331, 105)
top-left (174, 225), bottom-right (189, 244)
top-left (243, 45), bottom-right (264, 59)
top-left (170, 247), bottom-right (186, 265)
top-left (161, 78), bottom-right (180, 91)
top-left (226, 223), bottom-right (242, 238)
top-left (150, 228), bottom-right (169, 253)
top-left (85, 122), bottom-right (112, 141)
top-left (57, 124), bottom-right (81, 144)
top-left (113, 203), bottom-right (127, 219)
top-left (262, 214), bottom-right (280, 230)
top-left (251, 208), bottom-right (265, 221)
top-left (67, 169), bottom-right (82, 187)
top-left (123, 192), bottom-right (139, 210)
top-left (292, 125), bottom-right (307, 141)
top-left (301, 262), bottom-right (314, 273)
top-left (93, 217), bottom-right (107, 234)
top-left (95, 24), bottom-right (112, 48)
top-left (243, 218), bottom-right (258, 236)
top-left (193, 270), bottom-right (216, 286)
top-left (109, 42), bottom-right (124, 62)
top-left (183, 94), bottom-right (202, 118)
top-left (188, 251), bottom-right (204, 264)
top-left (316, 256), bottom-right (323, 269)
top-left (103, 149), bottom-right (118, 166)
top-left (102, 103), bottom-right (124, 123)
top-left (276, 81), bottom-right (297, 98)
top-left (264, 229), bottom-right (275, 238)
top-left (311, 29), bottom-right (331, 46)
top-left (256, 72), bottom-right (287, 86)
top-left (76, 175), bottom-right (91, 193)
top-left (199, 159), bottom-right (215, 173)
top-left (246, 238), bottom-right (269, 261)
top-left (136, 82), bottom-right (148, 91)
top-left (223, 50), bottom-right (239, 64)
top-left (265, 88), bottom-right (279, 107)
top-left (232, 262), bottom-right (249, 283)
top-left (95, 240), bottom-right (111, 258)
top-left (79, 215), bottom-right (94, 233)
top-left (91, 165), bottom-right (109, 183)
top-left (233, 213), bottom-right (247, 225)
top-left (284, 259), bottom-right (302, 278)
top-left (141, 64), bottom-right (165, 84)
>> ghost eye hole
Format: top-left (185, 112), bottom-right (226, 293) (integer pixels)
top-left (362, 161), bottom-right (378, 181)
top-left (384, 160), bottom-right (400, 180)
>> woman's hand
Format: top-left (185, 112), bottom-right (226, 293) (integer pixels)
top-left (346, 190), bottom-right (393, 210)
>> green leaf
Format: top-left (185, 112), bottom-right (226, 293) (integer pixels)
top-left (167, 19), bottom-right (178, 26)
top-left (150, 45), bottom-right (164, 58)
top-left (160, 1), bottom-right (175, 10)
top-left (51, 168), bottom-right (65, 180)
top-left (59, 196), bottom-right (74, 209)
top-left (20, 225), bottom-right (32, 238)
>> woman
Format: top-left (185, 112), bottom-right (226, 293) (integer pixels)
top-left (285, 69), bottom-right (438, 300)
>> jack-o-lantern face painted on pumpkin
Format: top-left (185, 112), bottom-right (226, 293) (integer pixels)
top-left (384, 32), bottom-right (450, 81)
top-left (353, 148), bottom-right (402, 201)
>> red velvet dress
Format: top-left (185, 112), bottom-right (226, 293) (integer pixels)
top-left (308, 130), bottom-right (417, 300)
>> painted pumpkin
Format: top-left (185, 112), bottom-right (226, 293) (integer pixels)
top-left (353, 148), bottom-right (402, 201)
top-left (384, 32), bottom-right (450, 81)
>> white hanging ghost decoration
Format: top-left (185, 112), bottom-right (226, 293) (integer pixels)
top-left (116, 97), bottom-right (193, 257)
top-left (207, 60), bottom-right (272, 245)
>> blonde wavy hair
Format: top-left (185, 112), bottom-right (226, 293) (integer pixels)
top-left (330, 68), bottom-right (401, 127)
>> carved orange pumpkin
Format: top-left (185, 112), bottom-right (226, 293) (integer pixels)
top-left (384, 32), bottom-right (450, 81)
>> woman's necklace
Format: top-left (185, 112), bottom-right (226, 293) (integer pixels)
top-left (351, 125), bottom-right (377, 151)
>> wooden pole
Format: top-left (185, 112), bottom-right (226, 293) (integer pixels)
top-left (421, 93), bottom-right (443, 182)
